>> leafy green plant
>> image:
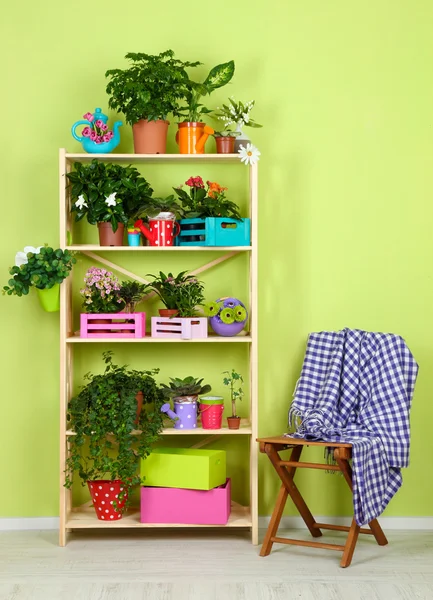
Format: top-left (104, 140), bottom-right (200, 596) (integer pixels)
top-left (179, 60), bottom-right (235, 122)
top-left (118, 280), bottom-right (151, 313)
top-left (139, 195), bottom-right (185, 220)
top-left (160, 376), bottom-right (211, 399)
top-left (214, 97), bottom-right (262, 130)
top-left (223, 369), bottom-right (244, 417)
top-left (174, 176), bottom-right (242, 219)
top-left (147, 270), bottom-right (205, 317)
top-left (65, 352), bottom-right (164, 508)
top-left (3, 246), bottom-right (76, 297)
top-left (66, 160), bottom-right (153, 232)
top-left (105, 50), bottom-right (200, 124)
top-left (80, 267), bottom-right (123, 314)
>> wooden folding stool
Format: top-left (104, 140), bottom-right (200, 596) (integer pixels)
top-left (258, 436), bottom-right (388, 567)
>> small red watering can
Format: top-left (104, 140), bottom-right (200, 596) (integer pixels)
top-left (134, 214), bottom-right (180, 247)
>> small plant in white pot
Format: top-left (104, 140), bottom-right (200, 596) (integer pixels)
top-left (223, 369), bottom-right (244, 429)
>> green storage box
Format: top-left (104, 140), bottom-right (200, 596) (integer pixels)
top-left (141, 448), bottom-right (226, 490)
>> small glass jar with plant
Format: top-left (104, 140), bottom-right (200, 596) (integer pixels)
top-left (3, 245), bottom-right (76, 312)
top-left (65, 352), bottom-right (164, 520)
top-left (106, 50), bottom-right (200, 154)
top-left (147, 270), bottom-right (205, 318)
top-left (160, 376), bottom-right (212, 430)
top-left (66, 160), bottom-right (153, 246)
top-left (176, 60), bottom-right (235, 154)
top-left (223, 369), bottom-right (244, 429)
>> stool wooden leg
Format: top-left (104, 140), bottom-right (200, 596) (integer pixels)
top-left (260, 483), bottom-right (288, 557)
top-left (368, 518), bottom-right (388, 546)
top-left (265, 444), bottom-right (322, 539)
top-left (340, 518), bottom-right (360, 568)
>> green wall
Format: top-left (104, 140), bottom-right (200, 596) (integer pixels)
top-left (1, 0), bottom-right (432, 519)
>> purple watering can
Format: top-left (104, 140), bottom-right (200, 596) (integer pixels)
top-left (161, 396), bottom-right (198, 430)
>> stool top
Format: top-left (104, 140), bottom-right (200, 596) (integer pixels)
top-left (256, 435), bottom-right (352, 448)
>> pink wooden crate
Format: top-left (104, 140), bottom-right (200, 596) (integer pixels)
top-left (151, 316), bottom-right (208, 339)
top-left (140, 478), bottom-right (231, 525)
top-left (80, 312), bottom-right (146, 338)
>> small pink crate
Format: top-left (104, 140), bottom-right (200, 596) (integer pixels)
top-left (140, 478), bottom-right (231, 525)
top-left (80, 312), bottom-right (146, 338)
top-left (151, 316), bottom-right (208, 339)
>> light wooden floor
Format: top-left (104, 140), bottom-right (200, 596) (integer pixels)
top-left (0, 529), bottom-right (433, 600)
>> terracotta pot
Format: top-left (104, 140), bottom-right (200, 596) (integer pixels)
top-left (132, 119), bottom-right (169, 154)
top-left (88, 318), bottom-right (111, 334)
top-left (227, 416), bottom-right (241, 430)
top-left (215, 136), bottom-right (235, 154)
top-left (158, 308), bottom-right (179, 318)
top-left (135, 391), bottom-right (144, 426)
top-left (98, 222), bottom-right (124, 246)
top-left (176, 122), bottom-right (214, 154)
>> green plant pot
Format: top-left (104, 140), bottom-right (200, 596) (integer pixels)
top-left (37, 284), bottom-right (60, 312)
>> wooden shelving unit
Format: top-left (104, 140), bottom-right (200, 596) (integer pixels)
top-left (58, 149), bottom-right (258, 546)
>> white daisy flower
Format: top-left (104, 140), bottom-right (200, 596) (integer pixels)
top-left (238, 143), bottom-right (261, 166)
top-left (75, 195), bottom-right (88, 210)
top-left (105, 192), bottom-right (117, 207)
top-left (15, 246), bottom-right (43, 267)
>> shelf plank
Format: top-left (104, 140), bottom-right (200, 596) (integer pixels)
top-left (66, 419), bottom-right (252, 437)
top-left (66, 502), bottom-right (252, 529)
top-left (65, 245), bottom-right (252, 252)
top-left (66, 334), bottom-right (252, 343)
top-left (65, 153), bottom-right (242, 164)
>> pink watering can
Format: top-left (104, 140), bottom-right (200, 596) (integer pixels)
top-left (134, 213), bottom-right (180, 247)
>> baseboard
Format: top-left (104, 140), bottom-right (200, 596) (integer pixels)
top-left (0, 517), bottom-right (60, 531)
top-left (1, 515), bottom-right (433, 531)
top-left (258, 516), bottom-right (433, 530)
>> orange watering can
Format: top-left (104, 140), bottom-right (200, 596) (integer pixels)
top-left (176, 122), bottom-right (214, 154)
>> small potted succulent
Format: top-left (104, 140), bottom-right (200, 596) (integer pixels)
top-left (118, 280), bottom-right (151, 314)
top-left (3, 245), bottom-right (76, 312)
top-left (106, 50), bottom-right (199, 154)
top-left (65, 351), bottom-right (164, 520)
top-left (213, 97), bottom-right (262, 152)
top-left (160, 376), bottom-right (211, 430)
top-left (66, 160), bottom-right (153, 246)
top-left (223, 369), bottom-right (244, 430)
top-left (205, 297), bottom-right (248, 337)
top-left (212, 130), bottom-right (239, 154)
top-left (176, 60), bottom-right (235, 154)
top-left (147, 270), bottom-right (205, 317)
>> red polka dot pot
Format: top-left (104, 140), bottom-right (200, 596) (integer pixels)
top-left (87, 480), bottom-right (128, 521)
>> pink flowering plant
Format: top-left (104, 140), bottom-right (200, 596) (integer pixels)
top-left (80, 267), bottom-right (123, 313)
top-left (147, 270), bottom-right (205, 317)
top-left (81, 111), bottom-right (115, 145)
top-left (173, 176), bottom-right (242, 219)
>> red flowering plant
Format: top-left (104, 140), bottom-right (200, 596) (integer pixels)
top-left (173, 176), bottom-right (241, 219)
top-left (81, 111), bottom-right (115, 145)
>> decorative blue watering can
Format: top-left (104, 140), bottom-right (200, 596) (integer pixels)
top-left (71, 108), bottom-right (122, 153)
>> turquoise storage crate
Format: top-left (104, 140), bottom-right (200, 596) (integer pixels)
top-left (176, 217), bottom-right (251, 246)
top-left (141, 447), bottom-right (226, 490)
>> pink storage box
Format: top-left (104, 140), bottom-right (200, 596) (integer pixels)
top-left (140, 478), bottom-right (231, 525)
top-left (80, 312), bottom-right (146, 338)
top-left (151, 316), bottom-right (208, 339)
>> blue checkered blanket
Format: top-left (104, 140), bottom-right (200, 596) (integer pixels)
top-left (287, 329), bottom-right (418, 526)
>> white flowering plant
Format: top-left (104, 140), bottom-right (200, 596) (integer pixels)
top-left (67, 159), bottom-right (153, 232)
top-left (214, 97), bottom-right (262, 132)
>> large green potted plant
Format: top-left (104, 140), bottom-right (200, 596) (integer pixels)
top-left (66, 160), bottom-right (153, 246)
top-left (106, 50), bottom-right (199, 154)
top-left (147, 270), bottom-right (205, 317)
top-left (3, 245), bottom-right (76, 312)
top-left (176, 60), bottom-right (235, 154)
top-left (65, 351), bottom-right (164, 520)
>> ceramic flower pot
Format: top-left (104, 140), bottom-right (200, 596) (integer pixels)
top-left (98, 222), bottom-right (124, 246)
top-left (87, 480), bottom-right (128, 520)
top-left (176, 122), bottom-right (214, 154)
top-left (132, 119), bottom-right (170, 154)
top-left (227, 416), bottom-right (241, 430)
top-left (158, 308), bottom-right (179, 318)
top-left (135, 391), bottom-right (144, 426)
top-left (215, 136), bottom-right (235, 154)
top-left (37, 284), bottom-right (60, 312)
